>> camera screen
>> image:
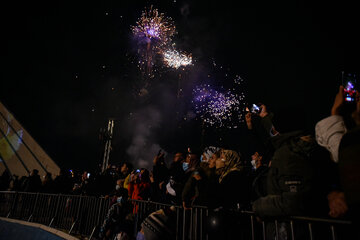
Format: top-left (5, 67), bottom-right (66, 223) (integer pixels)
top-left (251, 104), bottom-right (260, 113)
top-left (342, 72), bottom-right (357, 102)
top-left (344, 81), bottom-right (356, 102)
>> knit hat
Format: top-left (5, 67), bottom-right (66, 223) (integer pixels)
top-left (141, 209), bottom-right (175, 240)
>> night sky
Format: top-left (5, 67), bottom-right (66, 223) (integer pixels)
top-left (3, 0), bottom-right (359, 172)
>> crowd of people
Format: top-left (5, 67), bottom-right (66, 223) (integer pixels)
top-left (0, 86), bottom-right (359, 239)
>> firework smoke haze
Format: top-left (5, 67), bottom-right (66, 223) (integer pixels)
top-left (126, 106), bottom-right (162, 168)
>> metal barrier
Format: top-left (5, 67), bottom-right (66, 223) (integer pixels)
top-left (0, 191), bottom-right (111, 238)
top-left (128, 200), bottom-right (354, 240)
top-left (130, 199), bottom-right (208, 240)
top-left (0, 191), bottom-right (354, 240)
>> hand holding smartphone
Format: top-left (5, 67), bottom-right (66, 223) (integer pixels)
top-left (342, 72), bottom-right (357, 102)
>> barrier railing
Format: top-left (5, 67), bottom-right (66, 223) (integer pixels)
top-left (0, 191), bottom-right (111, 238)
top-left (0, 191), bottom-right (354, 240)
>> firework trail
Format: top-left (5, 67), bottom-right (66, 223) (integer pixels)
top-left (132, 6), bottom-right (176, 78)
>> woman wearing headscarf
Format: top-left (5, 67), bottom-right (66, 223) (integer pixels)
top-left (215, 149), bottom-right (251, 209)
top-left (206, 150), bottom-right (251, 240)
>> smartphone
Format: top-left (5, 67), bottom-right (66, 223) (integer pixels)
top-left (342, 72), bottom-right (357, 102)
top-left (136, 169), bottom-right (141, 173)
top-left (251, 104), bottom-right (261, 114)
top-left (87, 173), bottom-right (91, 178)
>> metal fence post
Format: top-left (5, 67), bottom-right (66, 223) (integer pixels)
top-left (275, 220), bottom-right (279, 240)
top-left (49, 194), bottom-right (61, 227)
top-left (28, 192), bottom-right (40, 222)
top-left (290, 220), bottom-right (295, 240)
top-left (7, 191), bottom-right (18, 218)
top-left (69, 195), bottom-right (82, 235)
top-left (262, 221), bottom-right (266, 240)
top-left (330, 225), bottom-right (336, 240)
top-left (308, 222), bottom-right (313, 240)
top-left (250, 215), bottom-right (255, 240)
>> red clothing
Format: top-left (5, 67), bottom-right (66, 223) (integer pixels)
top-left (128, 181), bottom-right (151, 200)
top-left (128, 181), bottom-right (151, 214)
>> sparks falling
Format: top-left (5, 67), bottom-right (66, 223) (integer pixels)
top-left (131, 6), bottom-right (176, 78)
top-left (132, 6), bottom-right (176, 46)
top-left (192, 72), bottom-right (247, 128)
top-left (163, 49), bottom-right (192, 69)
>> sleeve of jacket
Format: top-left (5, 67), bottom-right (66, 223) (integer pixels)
top-left (123, 174), bottom-right (131, 189)
top-left (99, 204), bottom-right (116, 236)
top-left (252, 192), bottom-right (306, 217)
top-left (182, 176), bottom-right (196, 204)
top-left (315, 115), bottom-right (347, 163)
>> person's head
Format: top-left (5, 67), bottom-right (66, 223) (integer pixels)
top-left (216, 150), bottom-right (243, 183)
top-left (139, 168), bottom-right (150, 182)
top-left (186, 153), bottom-right (200, 169)
top-left (121, 162), bottom-right (133, 175)
top-left (201, 146), bottom-right (220, 163)
top-left (208, 149), bottom-right (221, 169)
top-left (81, 171), bottom-right (89, 181)
top-left (251, 152), bottom-right (263, 169)
top-left (31, 169), bottom-right (39, 176)
top-left (173, 152), bottom-right (184, 163)
top-left (153, 153), bottom-right (165, 166)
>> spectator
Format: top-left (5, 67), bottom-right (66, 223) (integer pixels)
top-left (10, 174), bottom-right (20, 191)
top-left (23, 169), bottom-right (42, 192)
top-left (99, 191), bottom-right (133, 240)
top-left (316, 86), bottom-right (360, 220)
top-left (42, 172), bottom-right (54, 193)
top-left (181, 147), bottom-right (220, 209)
top-left (183, 152), bottom-right (200, 181)
top-left (215, 149), bottom-right (250, 209)
top-left (164, 152), bottom-right (186, 204)
top-left (252, 127), bottom-right (331, 218)
top-left (128, 168), bottom-right (151, 201)
top-left (54, 168), bottom-right (73, 194)
top-left (136, 207), bottom-right (176, 240)
top-left (121, 162), bottom-right (133, 190)
top-left (338, 90), bottom-right (360, 222)
top-left (0, 169), bottom-right (11, 191)
top-left (249, 151), bottom-right (269, 201)
top-left (151, 152), bottom-right (169, 202)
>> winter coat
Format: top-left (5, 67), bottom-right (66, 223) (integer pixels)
top-left (339, 126), bottom-right (360, 216)
top-left (252, 132), bottom-right (330, 217)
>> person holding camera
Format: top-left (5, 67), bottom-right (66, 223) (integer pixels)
top-left (316, 86), bottom-right (360, 221)
top-left (128, 168), bottom-right (151, 201)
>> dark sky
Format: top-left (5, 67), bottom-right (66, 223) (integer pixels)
top-left (2, 0), bottom-right (359, 171)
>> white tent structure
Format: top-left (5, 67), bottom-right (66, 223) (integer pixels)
top-left (0, 101), bottom-right (60, 179)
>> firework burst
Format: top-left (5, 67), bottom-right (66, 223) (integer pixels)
top-left (163, 49), bottom-right (192, 69)
top-left (131, 6), bottom-right (177, 78)
top-left (192, 74), bottom-right (246, 128)
top-left (132, 6), bottom-right (176, 46)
